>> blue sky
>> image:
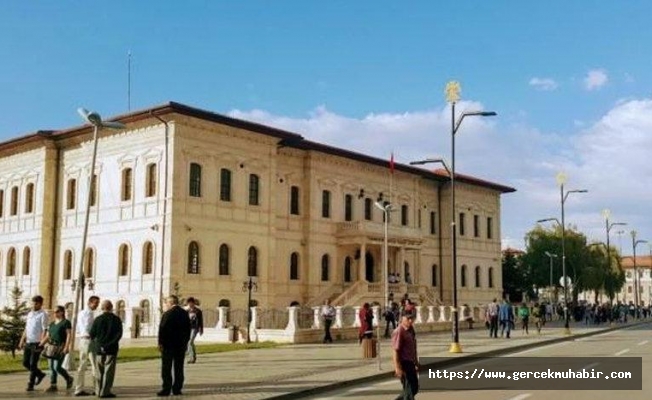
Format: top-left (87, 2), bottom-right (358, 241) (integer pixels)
top-left (2, 2), bottom-right (652, 254)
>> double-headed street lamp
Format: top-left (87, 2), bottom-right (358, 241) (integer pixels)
top-left (373, 201), bottom-right (392, 371)
top-left (69, 108), bottom-right (125, 367)
top-left (242, 276), bottom-right (258, 344)
top-left (631, 230), bottom-right (648, 320)
top-left (544, 251), bottom-right (558, 302)
top-left (602, 209), bottom-right (626, 304)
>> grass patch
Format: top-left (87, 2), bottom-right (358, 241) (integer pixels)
top-left (0, 342), bottom-right (280, 374)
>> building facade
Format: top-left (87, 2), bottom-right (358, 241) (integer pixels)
top-left (0, 102), bottom-right (514, 334)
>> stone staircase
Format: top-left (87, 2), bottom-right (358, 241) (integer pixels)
top-left (330, 281), bottom-right (441, 308)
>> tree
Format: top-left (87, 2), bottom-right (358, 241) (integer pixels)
top-left (0, 286), bottom-right (30, 358)
top-left (502, 251), bottom-right (531, 303)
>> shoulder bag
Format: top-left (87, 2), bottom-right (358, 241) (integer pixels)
top-left (42, 343), bottom-right (63, 359)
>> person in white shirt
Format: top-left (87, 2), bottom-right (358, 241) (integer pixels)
top-left (320, 300), bottom-right (336, 344)
top-left (75, 295), bottom-right (100, 397)
top-left (19, 295), bottom-right (49, 392)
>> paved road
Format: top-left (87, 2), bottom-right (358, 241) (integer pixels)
top-left (307, 323), bottom-right (652, 400)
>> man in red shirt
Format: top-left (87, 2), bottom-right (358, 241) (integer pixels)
top-left (391, 311), bottom-right (419, 399)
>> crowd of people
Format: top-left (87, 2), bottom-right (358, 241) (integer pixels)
top-left (18, 294), bottom-right (204, 398)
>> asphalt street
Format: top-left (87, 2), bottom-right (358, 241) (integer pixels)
top-left (308, 323), bottom-right (652, 400)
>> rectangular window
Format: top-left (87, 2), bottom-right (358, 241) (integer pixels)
top-left (249, 174), bottom-right (259, 205)
top-left (66, 180), bottom-right (76, 210)
top-left (146, 164), bottom-right (157, 197)
top-left (10, 187), bottom-right (18, 215)
top-left (90, 174), bottom-right (98, 207)
top-left (344, 194), bottom-right (353, 221)
top-left (0, 189), bottom-right (4, 217)
top-left (487, 217), bottom-right (493, 239)
top-left (418, 209), bottom-right (421, 229)
top-left (430, 211), bottom-right (436, 235)
top-left (364, 198), bottom-right (372, 220)
top-left (290, 186), bottom-right (300, 215)
top-left (401, 205), bottom-right (408, 226)
top-left (220, 168), bottom-right (231, 201)
top-left (322, 190), bottom-right (331, 218)
top-left (459, 212), bottom-right (466, 236)
top-left (474, 215), bottom-right (480, 237)
top-left (121, 168), bottom-right (133, 201)
top-left (25, 183), bottom-right (34, 213)
top-left (189, 163), bottom-right (202, 197)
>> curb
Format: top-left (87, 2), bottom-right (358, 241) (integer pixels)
top-left (266, 321), bottom-right (649, 400)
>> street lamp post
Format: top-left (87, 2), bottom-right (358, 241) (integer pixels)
top-left (631, 231), bottom-right (648, 320)
top-left (71, 278), bottom-right (95, 311)
top-left (241, 276), bottom-right (258, 344)
top-left (374, 201), bottom-right (392, 371)
top-left (544, 252), bottom-right (558, 302)
top-left (602, 209), bottom-right (627, 305)
top-left (69, 108), bottom-right (125, 368)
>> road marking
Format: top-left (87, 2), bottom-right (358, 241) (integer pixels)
top-left (506, 394), bottom-right (532, 400)
top-left (614, 349), bottom-right (630, 356)
top-left (638, 340), bottom-right (648, 346)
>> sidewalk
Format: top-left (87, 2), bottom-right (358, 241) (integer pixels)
top-left (0, 321), bottom-right (634, 400)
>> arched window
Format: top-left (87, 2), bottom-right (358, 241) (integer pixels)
top-left (115, 300), bottom-right (126, 321)
top-left (475, 266), bottom-right (481, 288)
top-left (121, 168), bottom-right (133, 201)
top-left (488, 267), bottom-right (494, 288)
top-left (344, 257), bottom-right (352, 282)
top-left (22, 247), bottom-right (31, 275)
top-left (66, 179), bottom-right (76, 210)
top-left (146, 163), bottom-right (157, 197)
top-left (290, 252), bottom-right (299, 280)
top-left (6, 247), bottom-right (16, 276)
top-left (189, 163), bottom-right (202, 197)
top-left (25, 183), bottom-right (35, 213)
top-left (461, 265), bottom-right (468, 287)
top-left (321, 254), bottom-right (330, 281)
top-left (218, 244), bottom-right (229, 275)
top-left (218, 299), bottom-right (230, 307)
top-left (63, 250), bottom-right (73, 280)
top-left (431, 264), bottom-right (438, 287)
top-left (84, 248), bottom-right (94, 278)
top-left (401, 205), bottom-right (408, 226)
top-left (140, 300), bottom-right (151, 323)
top-left (247, 246), bottom-right (258, 277)
top-left (220, 168), bottom-right (232, 201)
top-left (142, 241), bottom-right (154, 275)
top-left (118, 244), bottom-right (130, 276)
top-left (10, 186), bottom-right (19, 215)
top-left (248, 174), bottom-right (259, 205)
top-left (188, 241), bottom-right (200, 274)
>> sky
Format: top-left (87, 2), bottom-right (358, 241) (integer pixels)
top-left (1, 2), bottom-right (651, 255)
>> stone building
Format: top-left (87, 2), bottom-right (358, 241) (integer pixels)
top-left (0, 102), bottom-right (514, 334)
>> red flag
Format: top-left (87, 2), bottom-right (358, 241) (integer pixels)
top-left (389, 152), bottom-right (395, 174)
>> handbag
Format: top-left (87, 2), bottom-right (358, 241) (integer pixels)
top-left (42, 343), bottom-right (63, 359)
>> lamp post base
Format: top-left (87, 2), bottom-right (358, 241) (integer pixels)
top-left (563, 327), bottom-right (572, 336)
top-left (449, 342), bottom-right (463, 353)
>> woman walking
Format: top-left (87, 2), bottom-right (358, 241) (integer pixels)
top-left (518, 303), bottom-right (530, 335)
top-left (40, 305), bottom-right (73, 392)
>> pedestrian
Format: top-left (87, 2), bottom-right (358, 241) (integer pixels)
top-left (157, 295), bottom-right (191, 397)
top-left (392, 311), bottom-right (419, 399)
top-left (384, 302), bottom-right (398, 338)
top-left (358, 303), bottom-right (373, 343)
top-left (75, 295), bottom-right (100, 396)
top-left (89, 300), bottom-right (123, 399)
top-left (499, 299), bottom-right (514, 339)
top-left (185, 297), bottom-right (204, 364)
top-left (18, 295), bottom-right (48, 392)
top-left (518, 303), bottom-right (530, 335)
top-left (40, 305), bottom-right (74, 392)
top-left (532, 302), bottom-right (542, 334)
top-left (486, 298), bottom-right (499, 338)
top-left (320, 299), bottom-right (335, 344)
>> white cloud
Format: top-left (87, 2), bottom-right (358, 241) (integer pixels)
top-left (529, 77), bottom-right (558, 91)
top-left (228, 98), bottom-right (652, 252)
top-left (584, 69), bottom-right (608, 90)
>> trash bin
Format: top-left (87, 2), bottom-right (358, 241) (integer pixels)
top-left (361, 338), bottom-right (377, 358)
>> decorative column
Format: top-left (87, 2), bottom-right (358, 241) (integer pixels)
top-left (285, 306), bottom-right (298, 333)
top-left (216, 306), bottom-right (228, 329)
top-left (334, 306), bottom-right (343, 329)
top-left (427, 306), bottom-right (435, 323)
top-left (458, 305), bottom-right (467, 322)
top-left (250, 306), bottom-right (258, 330)
top-left (439, 305), bottom-right (447, 322)
top-left (353, 306), bottom-right (362, 327)
top-left (414, 305), bottom-right (424, 324)
top-left (311, 306), bottom-right (321, 329)
top-left (372, 305), bottom-right (380, 327)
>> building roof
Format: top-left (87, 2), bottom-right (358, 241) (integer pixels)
top-left (621, 256), bottom-right (652, 269)
top-left (0, 102), bottom-right (516, 194)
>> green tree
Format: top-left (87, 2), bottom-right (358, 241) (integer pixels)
top-left (0, 286), bottom-right (30, 358)
top-left (502, 251), bottom-right (531, 303)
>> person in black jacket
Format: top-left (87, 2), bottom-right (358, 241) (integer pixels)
top-left (89, 300), bottom-right (123, 399)
top-left (157, 295), bottom-right (191, 397)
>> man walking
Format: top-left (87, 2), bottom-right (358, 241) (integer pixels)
top-left (157, 295), bottom-right (191, 397)
top-left (18, 295), bottom-right (48, 392)
top-left (499, 299), bottom-right (514, 339)
top-left (392, 311), bottom-right (419, 399)
top-left (486, 298), bottom-right (499, 338)
top-left (75, 295), bottom-right (100, 397)
top-left (320, 299), bottom-right (335, 344)
top-left (89, 300), bottom-right (123, 399)
top-left (185, 297), bottom-right (203, 364)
